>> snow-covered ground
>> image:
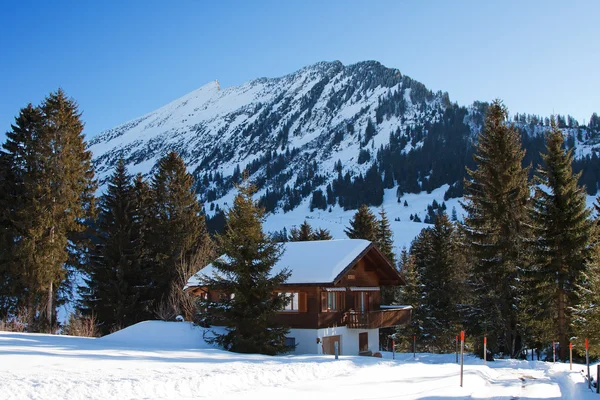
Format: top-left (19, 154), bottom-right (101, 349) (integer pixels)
top-left (1, 321), bottom-right (597, 399)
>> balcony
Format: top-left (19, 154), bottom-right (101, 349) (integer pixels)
top-left (344, 306), bottom-right (412, 329)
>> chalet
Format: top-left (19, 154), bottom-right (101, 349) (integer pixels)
top-left (185, 239), bottom-right (411, 355)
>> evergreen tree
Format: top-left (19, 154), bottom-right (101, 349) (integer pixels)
top-left (296, 221), bottom-right (314, 241)
top-left (0, 152), bottom-right (18, 317)
top-left (396, 252), bottom-right (422, 350)
top-left (2, 91), bottom-right (96, 329)
top-left (344, 204), bottom-right (377, 241)
top-left (201, 181), bottom-right (292, 355)
top-left (148, 151), bottom-right (209, 309)
top-left (288, 221), bottom-right (332, 241)
top-left (572, 240), bottom-right (600, 357)
top-left (375, 207), bottom-right (396, 265)
top-left (80, 160), bottom-right (148, 334)
top-left (460, 100), bottom-right (531, 357)
top-left (410, 214), bottom-right (466, 352)
top-left (313, 227), bottom-right (333, 240)
top-left (531, 119), bottom-right (595, 360)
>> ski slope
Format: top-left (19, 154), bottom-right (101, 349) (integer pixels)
top-left (1, 321), bottom-right (596, 399)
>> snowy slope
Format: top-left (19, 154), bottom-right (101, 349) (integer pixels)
top-left (1, 322), bottom-right (597, 399)
top-left (89, 60), bottom-right (600, 252)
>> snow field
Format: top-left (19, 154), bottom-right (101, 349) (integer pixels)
top-left (1, 321), bottom-right (597, 399)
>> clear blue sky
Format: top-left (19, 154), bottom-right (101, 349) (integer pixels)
top-left (1, 1), bottom-right (599, 139)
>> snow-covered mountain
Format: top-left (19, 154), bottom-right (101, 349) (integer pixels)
top-left (90, 61), bottom-right (454, 181)
top-left (89, 60), bottom-right (600, 251)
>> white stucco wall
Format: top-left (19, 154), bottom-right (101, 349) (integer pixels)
top-left (288, 327), bottom-right (380, 355)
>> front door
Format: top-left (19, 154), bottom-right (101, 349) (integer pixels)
top-left (359, 332), bottom-right (368, 352)
top-left (355, 292), bottom-right (370, 313)
top-left (322, 335), bottom-right (341, 355)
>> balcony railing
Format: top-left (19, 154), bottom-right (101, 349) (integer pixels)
top-left (344, 307), bottom-right (412, 329)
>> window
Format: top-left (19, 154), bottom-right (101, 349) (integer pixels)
top-left (327, 292), bottom-right (337, 311)
top-left (281, 292), bottom-right (299, 311)
top-left (321, 291), bottom-right (344, 312)
top-left (284, 337), bottom-right (296, 348)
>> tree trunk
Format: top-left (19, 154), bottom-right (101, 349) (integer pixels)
top-left (558, 285), bottom-right (567, 361)
top-left (47, 281), bottom-right (53, 327)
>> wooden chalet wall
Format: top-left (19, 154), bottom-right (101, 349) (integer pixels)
top-left (187, 245), bottom-right (409, 331)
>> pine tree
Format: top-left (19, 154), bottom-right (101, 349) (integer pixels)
top-left (201, 181), bottom-right (292, 355)
top-left (572, 240), bottom-right (600, 357)
top-left (460, 100), bottom-right (531, 357)
top-left (0, 152), bottom-right (19, 317)
top-left (297, 221), bottom-right (314, 241)
top-left (2, 91), bottom-right (96, 329)
top-left (313, 227), bottom-right (333, 240)
top-left (375, 207), bottom-right (396, 265)
top-left (81, 160), bottom-right (148, 334)
top-left (344, 204), bottom-right (377, 241)
top-left (531, 119), bottom-right (595, 360)
top-left (451, 206), bottom-right (458, 222)
top-left (410, 214), bottom-right (466, 352)
top-left (396, 252), bottom-right (422, 350)
top-left (148, 151), bottom-right (210, 309)
top-left (288, 221), bottom-right (332, 241)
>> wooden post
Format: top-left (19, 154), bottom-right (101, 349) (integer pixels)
top-left (597, 364), bottom-right (599, 394)
top-left (460, 331), bottom-right (465, 387)
top-left (456, 335), bottom-right (459, 364)
top-left (552, 341), bottom-right (556, 363)
top-left (334, 341), bottom-right (339, 360)
top-left (569, 342), bottom-right (573, 371)
top-left (586, 338), bottom-right (590, 389)
top-left (413, 335), bottom-right (416, 358)
top-left (483, 336), bottom-right (487, 365)
top-left (531, 348), bottom-right (534, 361)
top-left (392, 339), bottom-right (395, 360)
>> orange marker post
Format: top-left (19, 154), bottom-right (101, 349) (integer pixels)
top-left (569, 342), bottom-right (573, 371)
top-left (586, 338), bottom-right (590, 389)
top-left (483, 336), bottom-right (487, 365)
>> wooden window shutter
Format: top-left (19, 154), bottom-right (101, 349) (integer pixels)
top-left (321, 292), bottom-right (327, 312)
top-left (298, 292), bottom-right (308, 312)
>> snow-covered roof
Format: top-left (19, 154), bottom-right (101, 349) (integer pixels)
top-left (186, 239), bottom-right (372, 287)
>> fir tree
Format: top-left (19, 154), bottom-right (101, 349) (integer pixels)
top-left (410, 214), bottom-right (466, 352)
top-left (460, 100), bottom-right (531, 357)
top-left (313, 227), bottom-right (333, 240)
top-left (0, 152), bottom-right (18, 317)
top-left (295, 221), bottom-right (314, 241)
top-left (572, 240), bottom-right (600, 357)
top-left (81, 161), bottom-right (148, 334)
top-left (375, 207), bottom-right (396, 265)
top-left (148, 151), bottom-right (210, 309)
top-left (201, 181), bottom-right (292, 355)
top-left (396, 252), bottom-right (422, 350)
top-left (344, 204), bottom-right (377, 241)
top-left (2, 91), bottom-right (96, 328)
top-left (531, 119), bottom-right (595, 360)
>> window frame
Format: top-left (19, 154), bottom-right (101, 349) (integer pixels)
top-left (280, 291), bottom-right (300, 312)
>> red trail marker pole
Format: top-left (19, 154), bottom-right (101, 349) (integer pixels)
top-left (483, 336), bottom-right (487, 365)
top-left (586, 338), bottom-right (590, 389)
top-left (569, 342), bottom-right (572, 371)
